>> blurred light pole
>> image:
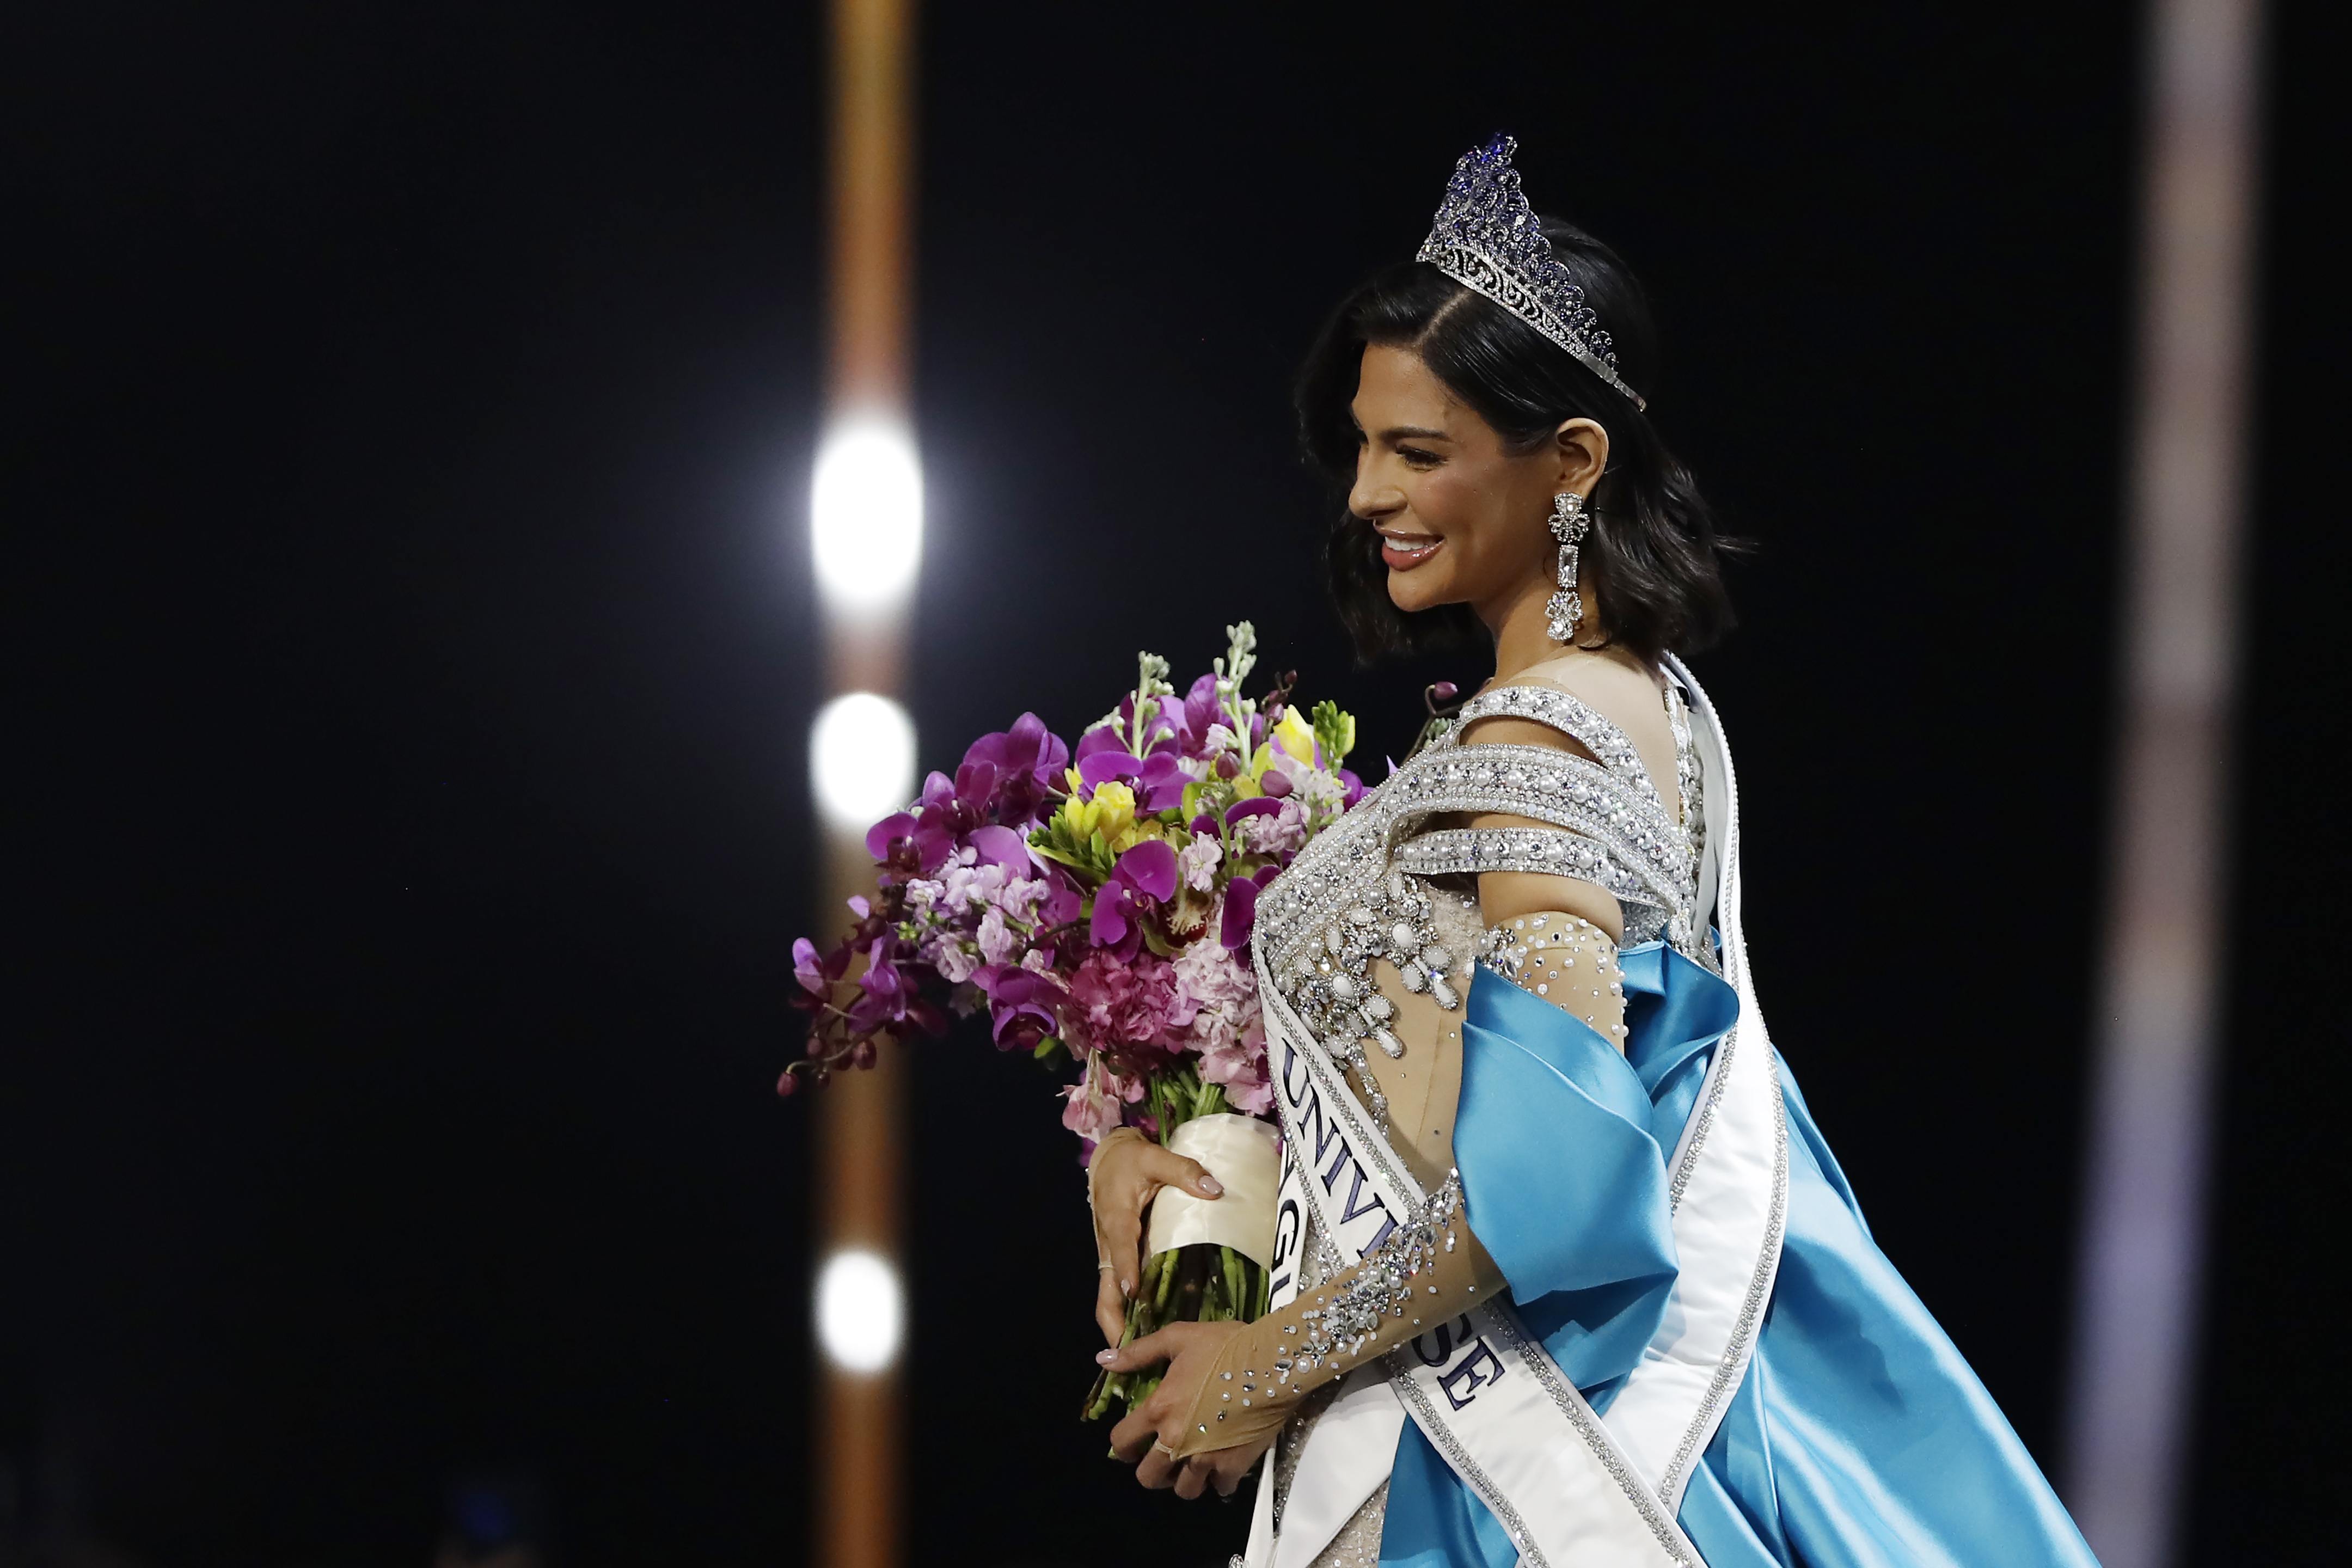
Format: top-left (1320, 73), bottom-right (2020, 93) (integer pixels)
top-left (809, 1), bottom-right (918, 1565)
top-left (2066, 0), bottom-right (2264, 1563)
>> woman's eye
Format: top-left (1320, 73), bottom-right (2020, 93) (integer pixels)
top-left (1397, 445), bottom-right (1442, 468)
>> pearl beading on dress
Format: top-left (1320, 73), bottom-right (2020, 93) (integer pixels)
top-left (1277, 869), bottom-right (1470, 1129)
top-left (1396, 825), bottom-right (1655, 915)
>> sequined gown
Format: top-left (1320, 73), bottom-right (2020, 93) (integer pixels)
top-left (1248, 671), bottom-right (2097, 1568)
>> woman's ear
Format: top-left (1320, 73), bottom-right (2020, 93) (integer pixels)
top-left (1552, 418), bottom-right (1610, 495)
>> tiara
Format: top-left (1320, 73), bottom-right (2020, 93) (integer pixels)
top-left (1414, 134), bottom-right (1645, 411)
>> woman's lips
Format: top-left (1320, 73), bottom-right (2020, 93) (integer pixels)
top-left (1380, 532), bottom-right (1443, 571)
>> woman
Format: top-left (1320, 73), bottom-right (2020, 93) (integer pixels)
top-left (1083, 137), bottom-right (2099, 1568)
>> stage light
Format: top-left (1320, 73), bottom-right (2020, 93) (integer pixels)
top-left (811, 692), bottom-right (916, 830)
top-left (814, 1247), bottom-right (904, 1374)
top-left (810, 420), bottom-right (923, 610)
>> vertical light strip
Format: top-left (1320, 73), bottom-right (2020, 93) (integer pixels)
top-left (2066, 1), bottom-right (2263, 1563)
top-left (812, 3), bottom-right (916, 1568)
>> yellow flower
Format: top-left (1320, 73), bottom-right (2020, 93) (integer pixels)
top-left (1111, 818), bottom-right (1171, 855)
top-left (1063, 779), bottom-right (1137, 849)
top-left (1272, 706), bottom-right (1319, 765)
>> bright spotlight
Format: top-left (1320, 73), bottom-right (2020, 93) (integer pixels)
top-left (815, 1248), bottom-right (904, 1374)
top-left (811, 692), bottom-right (916, 830)
top-left (810, 421), bottom-right (923, 610)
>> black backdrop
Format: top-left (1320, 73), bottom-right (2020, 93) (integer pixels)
top-left (6, 4), bottom-right (2344, 1566)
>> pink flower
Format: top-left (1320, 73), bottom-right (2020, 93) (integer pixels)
top-left (1060, 1054), bottom-right (1132, 1146)
top-left (1238, 797), bottom-right (1308, 857)
top-left (1062, 950), bottom-right (1192, 1059)
top-left (1173, 918), bottom-right (1255, 1014)
top-left (1197, 1016), bottom-right (1273, 1114)
top-left (976, 908), bottom-right (1020, 967)
top-left (1177, 831), bottom-right (1223, 892)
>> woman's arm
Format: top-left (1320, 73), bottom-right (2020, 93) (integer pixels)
top-left (1101, 1178), bottom-right (1505, 1476)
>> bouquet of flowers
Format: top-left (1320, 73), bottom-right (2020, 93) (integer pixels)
top-left (781, 623), bottom-right (1362, 1418)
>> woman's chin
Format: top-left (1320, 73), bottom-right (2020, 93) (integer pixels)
top-left (1386, 572), bottom-right (1455, 615)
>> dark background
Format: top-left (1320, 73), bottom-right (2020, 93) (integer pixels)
top-left (5, 3), bottom-right (2343, 1565)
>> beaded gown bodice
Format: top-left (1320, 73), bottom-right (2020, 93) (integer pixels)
top-left (1254, 674), bottom-right (1708, 1130)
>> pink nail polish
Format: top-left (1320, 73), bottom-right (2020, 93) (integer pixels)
top-left (1096, 1348), bottom-right (1119, 1365)
top-left (1199, 1175), bottom-right (1223, 1196)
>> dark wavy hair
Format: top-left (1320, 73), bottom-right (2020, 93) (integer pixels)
top-left (1296, 218), bottom-right (1737, 666)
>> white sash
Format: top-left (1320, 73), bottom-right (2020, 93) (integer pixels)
top-left (1242, 660), bottom-right (1785, 1565)
top-left (1601, 657), bottom-right (1788, 1510)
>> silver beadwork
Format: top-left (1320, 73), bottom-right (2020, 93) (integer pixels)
top-left (1288, 1177), bottom-right (1464, 1376)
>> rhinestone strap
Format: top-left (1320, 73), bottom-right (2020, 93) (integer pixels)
top-left (1393, 825), bottom-right (1660, 913)
top-left (1666, 682), bottom-right (1705, 868)
top-left (1386, 746), bottom-right (1694, 939)
top-left (1254, 675), bottom-right (1706, 971)
top-left (1450, 684), bottom-right (1665, 814)
top-left (1389, 744), bottom-right (1684, 867)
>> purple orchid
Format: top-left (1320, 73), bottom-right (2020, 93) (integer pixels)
top-left (870, 716), bottom-right (1074, 878)
top-left (845, 937), bottom-right (908, 1033)
top-left (1218, 865), bottom-right (1282, 951)
top-left (964, 823), bottom-right (1032, 875)
top-left (1089, 837), bottom-right (1179, 952)
top-left (962, 712), bottom-right (1070, 828)
top-left (1074, 728), bottom-right (1188, 812)
top-left (791, 936), bottom-right (849, 997)
top-left (975, 963), bottom-right (1065, 1053)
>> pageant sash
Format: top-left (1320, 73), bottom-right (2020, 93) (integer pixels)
top-left (1597, 657), bottom-right (1788, 1510)
top-left (1242, 959), bottom-right (1699, 1568)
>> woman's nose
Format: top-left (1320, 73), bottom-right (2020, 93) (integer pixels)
top-left (1349, 463), bottom-right (1402, 522)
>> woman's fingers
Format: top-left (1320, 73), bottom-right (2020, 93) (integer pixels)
top-left (1096, 1321), bottom-right (1201, 1374)
top-left (1108, 1396), bottom-right (1162, 1463)
top-left (1095, 1267), bottom-right (1126, 1346)
top-left (1135, 1443), bottom-right (1178, 1490)
top-left (1098, 1203), bottom-right (1141, 1300)
top-left (1137, 1145), bottom-right (1224, 1199)
top-left (1208, 1441), bottom-right (1263, 1496)
top-left (1172, 1457), bottom-right (1209, 1500)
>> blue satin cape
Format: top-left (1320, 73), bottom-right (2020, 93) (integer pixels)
top-left (1375, 949), bottom-right (2099, 1567)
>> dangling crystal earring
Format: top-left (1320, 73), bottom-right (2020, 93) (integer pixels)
top-left (1543, 492), bottom-right (1590, 644)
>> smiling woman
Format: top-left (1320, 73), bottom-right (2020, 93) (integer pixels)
top-left (1079, 137), bottom-right (2099, 1568)
top-left (1294, 217), bottom-right (1737, 667)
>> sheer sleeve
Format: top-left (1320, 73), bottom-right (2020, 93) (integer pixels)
top-left (1166, 1180), bottom-right (1506, 1459)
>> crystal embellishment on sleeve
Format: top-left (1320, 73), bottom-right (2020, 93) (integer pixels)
top-left (1287, 1175), bottom-right (1464, 1380)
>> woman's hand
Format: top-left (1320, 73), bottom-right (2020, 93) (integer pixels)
top-left (1087, 1131), bottom-right (1224, 1344)
top-left (1099, 1321), bottom-right (1272, 1499)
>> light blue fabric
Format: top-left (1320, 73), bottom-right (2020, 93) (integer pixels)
top-left (1379, 947), bottom-right (2099, 1567)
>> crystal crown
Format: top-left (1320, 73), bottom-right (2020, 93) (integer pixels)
top-left (1415, 134), bottom-right (1645, 410)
